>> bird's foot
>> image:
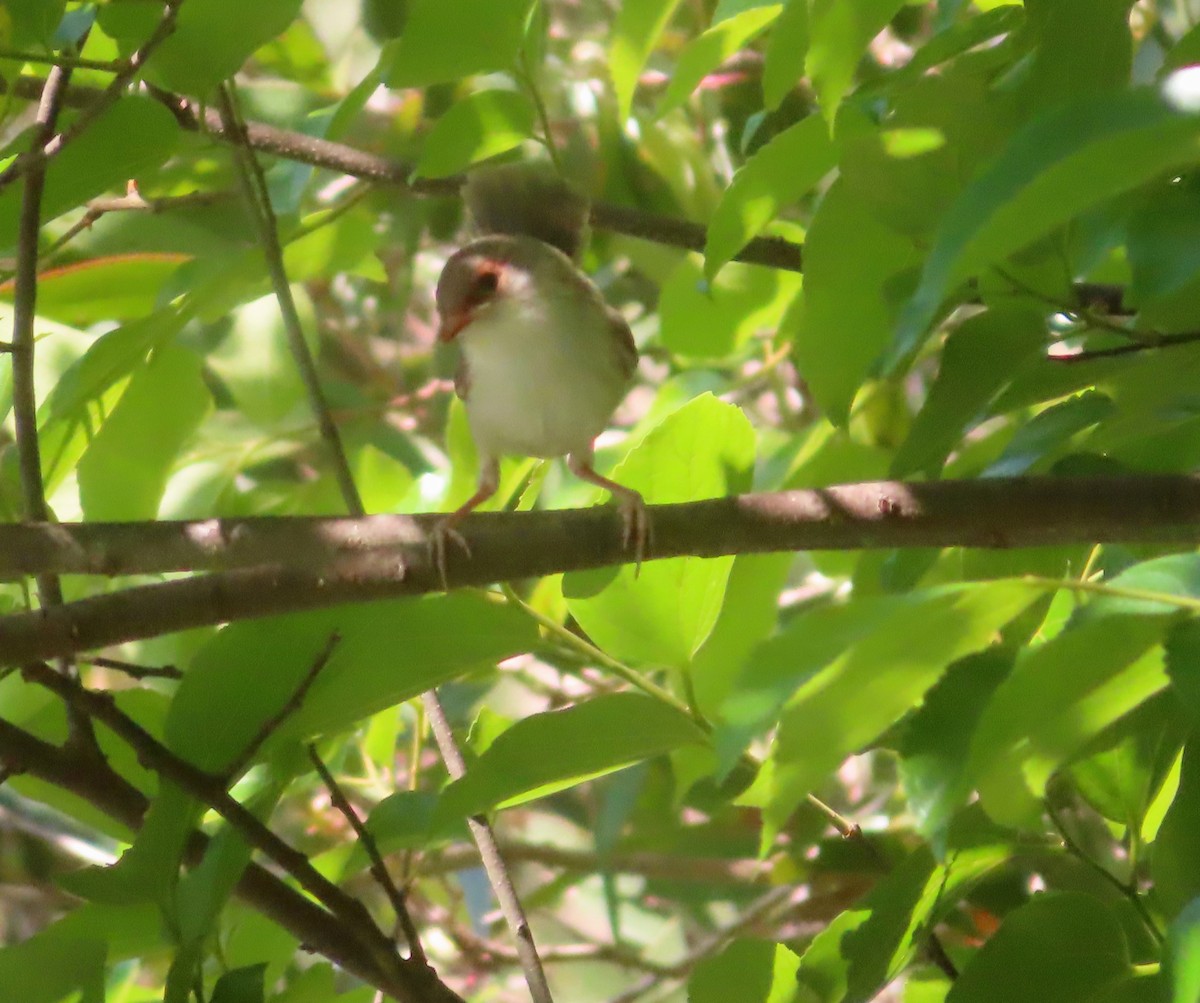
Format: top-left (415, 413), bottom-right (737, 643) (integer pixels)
top-left (616, 491), bottom-right (651, 577)
top-left (428, 519), bottom-right (472, 592)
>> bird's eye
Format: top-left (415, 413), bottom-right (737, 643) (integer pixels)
top-left (474, 270), bottom-right (499, 295)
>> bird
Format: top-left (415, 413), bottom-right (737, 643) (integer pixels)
top-left (430, 164), bottom-right (648, 584)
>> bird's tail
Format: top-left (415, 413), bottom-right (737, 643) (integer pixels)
top-left (462, 163), bottom-right (590, 262)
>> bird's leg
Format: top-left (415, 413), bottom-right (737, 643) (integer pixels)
top-left (567, 448), bottom-right (650, 574)
top-left (430, 457), bottom-right (499, 589)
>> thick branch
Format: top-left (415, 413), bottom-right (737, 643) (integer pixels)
top-left (1, 475), bottom-right (1199, 666)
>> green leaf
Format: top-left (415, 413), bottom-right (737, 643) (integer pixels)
top-left (1153, 741), bottom-right (1200, 919)
top-left (891, 306), bottom-right (1047, 478)
top-left (107, 0), bottom-right (305, 97)
top-left (800, 831), bottom-right (1008, 1003)
top-left (1127, 175), bottom-right (1200, 308)
top-left (387, 0), bottom-right (534, 87)
top-left (168, 593), bottom-right (536, 773)
top-left (436, 693), bottom-right (706, 819)
top-left (211, 963), bottom-right (267, 1003)
top-left (968, 617), bottom-right (1169, 830)
top-left (206, 291), bottom-right (316, 429)
top-left (896, 87), bottom-right (1200, 362)
top-left (705, 114), bottom-right (836, 280)
top-left (792, 178), bottom-right (919, 425)
top-left (563, 394), bottom-right (756, 667)
top-left (0, 931), bottom-right (105, 1003)
top-left (944, 894), bottom-right (1128, 1003)
top-left (762, 0), bottom-right (810, 111)
top-left (660, 257), bottom-right (801, 358)
top-left (807, 0), bottom-right (907, 122)
top-left (741, 581), bottom-right (1039, 838)
top-left (899, 650), bottom-right (1014, 845)
top-left (689, 553), bottom-right (792, 716)
top-left (1167, 898), bottom-right (1200, 1003)
top-left (1078, 554), bottom-right (1200, 621)
top-left (716, 591), bottom-right (913, 773)
top-left (0, 254), bottom-right (189, 327)
top-left (0, 97), bottom-right (179, 254)
top-left (414, 90), bottom-right (536, 179)
top-left (610, 0), bottom-right (685, 120)
top-left (1016, 0), bottom-right (1133, 113)
top-left (983, 390), bottom-right (1115, 477)
top-left (689, 939), bottom-right (776, 1003)
top-left (6, 0), bottom-right (65, 47)
top-left (77, 343), bottom-right (211, 520)
top-left (656, 6), bottom-right (782, 118)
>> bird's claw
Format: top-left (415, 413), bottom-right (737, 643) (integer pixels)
top-left (429, 520), bottom-right (472, 591)
top-left (617, 493), bottom-right (651, 577)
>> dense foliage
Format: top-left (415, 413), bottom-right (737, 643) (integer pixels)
top-left (3, 1), bottom-right (1200, 1002)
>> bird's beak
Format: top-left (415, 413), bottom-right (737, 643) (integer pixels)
top-left (438, 310), bottom-right (473, 342)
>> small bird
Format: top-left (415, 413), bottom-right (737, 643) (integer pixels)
top-left (431, 164), bottom-right (648, 581)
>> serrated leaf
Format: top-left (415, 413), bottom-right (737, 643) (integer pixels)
top-left (969, 617), bottom-right (1169, 830)
top-left (705, 114), bottom-right (836, 279)
top-left (742, 581), bottom-right (1039, 839)
top-left (414, 90), bottom-right (536, 178)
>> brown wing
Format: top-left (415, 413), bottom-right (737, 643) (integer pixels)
top-left (454, 352), bottom-right (471, 400)
top-left (607, 307), bottom-right (638, 381)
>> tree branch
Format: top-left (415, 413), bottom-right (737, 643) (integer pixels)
top-left (0, 715), bottom-right (461, 1001)
top-left (17, 661), bottom-right (457, 1003)
top-left (1, 474), bottom-right (1199, 667)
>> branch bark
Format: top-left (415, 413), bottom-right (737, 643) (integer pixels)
top-left (1, 474), bottom-right (1199, 667)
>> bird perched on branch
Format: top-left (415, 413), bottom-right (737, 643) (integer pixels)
top-left (431, 163), bottom-right (647, 582)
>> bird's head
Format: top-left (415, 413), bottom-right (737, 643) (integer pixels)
top-left (435, 237), bottom-right (550, 342)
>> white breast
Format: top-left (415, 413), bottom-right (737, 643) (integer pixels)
top-left (459, 289), bottom-right (629, 460)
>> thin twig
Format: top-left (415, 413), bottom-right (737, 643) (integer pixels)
top-left (42, 188), bottom-right (234, 261)
top-left (424, 692), bottom-right (555, 1003)
top-left (16, 660), bottom-right (441, 1002)
top-left (0, 50), bottom-right (126, 72)
top-left (215, 82), bottom-right (364, 515)
top-left (0, 1), bottom-right (184, 195)
top-left (209, 86), bottom-right (550, 1003)
top-left (9, 47), bottom-right (102, 751)
top-left (308, 744), bottom-right (427, 965)
top-left (0, 714), bottom-right (462, 1002)
top-left (223, 632), bottom-right (341, 780)
top-left (1045, 799), bottom-right (1164, 945)
top-left (80, 655), bottom-right (182, 680)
